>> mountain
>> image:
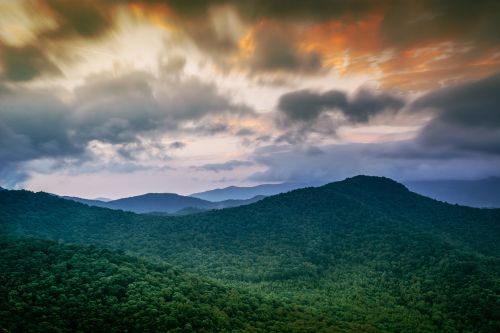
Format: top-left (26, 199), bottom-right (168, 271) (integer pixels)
top-left (64, 193), bottom-right (266, 214)
top-left (98, 193), bottom-right (213, 213)
top-left (0, 236), bottom-right (332, 333)
top-left (190, 181), bottom-right (324, 201)
top-left (62, 195), bottom-right (109, 207)
top-left (94, 196), bottom-right (112, 202)
top-left (404, 177), bottom-right (500, 208)
top-left (1, 176), bottom-right (499, 332)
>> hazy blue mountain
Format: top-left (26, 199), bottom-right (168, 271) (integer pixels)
top-left (94, 197), bottom-right (112, 202)
top-left (405, 177), bottom-right (500, 208)
top-left (63, 193), bottom-right (266, 214)
top-left (62, 196), bottom-right (109, 207)
top-left (190, 181), bottom-right (325, 201)
top-left (100, 193), bottom-right (213, 213)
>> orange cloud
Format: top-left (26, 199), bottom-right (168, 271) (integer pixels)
top-left (128, 2), bottom-right (177, 31)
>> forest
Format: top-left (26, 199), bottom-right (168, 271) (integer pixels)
top-left (1, 176), bottom-right (499, 332)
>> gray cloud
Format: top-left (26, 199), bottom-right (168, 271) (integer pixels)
top-left (0, 43), bottom-right (62, 82)
top-left (247, 24), bottom-right (322, 74)
top-left (250, 74), bottom-right (500, 184)
top-left (278, 88), bottom-right (405, 124)
top-left (0, 0), bottom-right (115, 82)
top-left (275, 87), bottom-right (406, 144)
top-left (193, 160), bottom-right (254, 173)
top-left (413, 73), bottom-right (500, 156)
top-left (169, 141), bottom-right (186, 149)
top-left (0, 71), bottom-right (254, 186)
top-left (278, 89), bottom-right (347, 121)
top-left (249, 142), bottom-right (500, 183)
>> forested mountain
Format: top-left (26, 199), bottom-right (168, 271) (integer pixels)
top-left (1, 176), bottom-right (499, 332)
top-left (63, 192), bottom-right (265, 214)
top-left (0, 236), bottom-right (334, 333)
top-left (405, 177), bottom-right (500, 208)
top-left (190, 182), bottom-right (323, 201)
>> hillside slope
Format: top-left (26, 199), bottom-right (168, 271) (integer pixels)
top-left (1, 176), bottom-right (499, 332)
top-left (0, 236), bottom-right (335, 333)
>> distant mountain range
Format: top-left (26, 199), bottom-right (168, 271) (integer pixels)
top-left (63, 192), bottom-right (265, 214)
top-left (404, 177), bottom-right (500, 208)
top-left (190, 181), bottom-right (325, 201)
top-left (191, 178), bottom-right (500, 208)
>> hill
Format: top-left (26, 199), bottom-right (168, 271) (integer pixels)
top-left (405, 177), bottom-right (500, 207)
top-left (0, 236), bottom-right (334, 333)
top-left (63, 193), bottom-right (265, 214)
top-left (1, 176), bottom-right (499, 332)
top-left (190, 182), bottom-right (323, 201)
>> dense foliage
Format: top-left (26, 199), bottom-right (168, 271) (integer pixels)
top-left (1, 176), bottom-right (499, 332)
top-left (0, 236), bottom-right (335, 333)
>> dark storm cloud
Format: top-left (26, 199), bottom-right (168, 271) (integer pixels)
top-left (380, 0), bottom-right (500, 49)
top-left (278, 90), bottom-right (347, 122)
top-left (248, 142), bottom-right (500, 184)
top-left (277, 88), bottom-right (405, 125)
top-left (0, 86), bottom-right (82, 164)
top-left (0, 0), bottom-right (115, 82)
top-left (0, 43), bottom-right (62, 82)
top-left (413, 73), bottom-right (500, 156)
top-left (36, 0), bottom-right (114, 39)
top-left (246, 24), bottom-right (322, 74)
top-left (193, 160), bottom-right (254, 173)
top-left (413, 74), bottom-right (500, 128)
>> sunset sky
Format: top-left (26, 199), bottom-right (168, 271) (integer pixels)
top-left (0, 0), bottom-right (499, 198)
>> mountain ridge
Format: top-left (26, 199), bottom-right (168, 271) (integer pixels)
top-left (190, 181), bottom-right (325, 201)
top-left (63, 192), bottom-right (266, 214)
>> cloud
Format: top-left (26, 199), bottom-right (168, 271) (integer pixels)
top-left (134, 0), bottom-right (499, 85)
top-left (192, 160), bottom-right (254, 173)
top-left (36, 0), bottom-right (114, 39)
top-left (278, 89), bottom-right (347, 121)
top-left (0, 70), bottom-right (254, 186)
top-left (249, 142), bottom-right (500, 183)
top-left (413, 73), bottom-right (500, 156)
top-left (3, 0), bottom-right (498, 86)
top-left (244, 22), bottom-right (322, 74)
top-left (0, 0), bottom-right (115, 82)
top-left (0, 43), bottom-right (62, 82)
top-left (274, 87), bottom-right (406, 143)
top-left (249, 74), bottom-right (500, 183)
top-left (278, 87), bottom-right (405, 124)
top-left (169, 141), bottom-right (186, 149)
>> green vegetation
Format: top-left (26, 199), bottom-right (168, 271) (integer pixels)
top-left (0, 236), bottom-right (335, 333)
top-left (1, 176), bottom-right (499, 332)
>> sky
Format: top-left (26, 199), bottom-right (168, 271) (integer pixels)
top-left (0, 0), bottom-right (499, 198)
